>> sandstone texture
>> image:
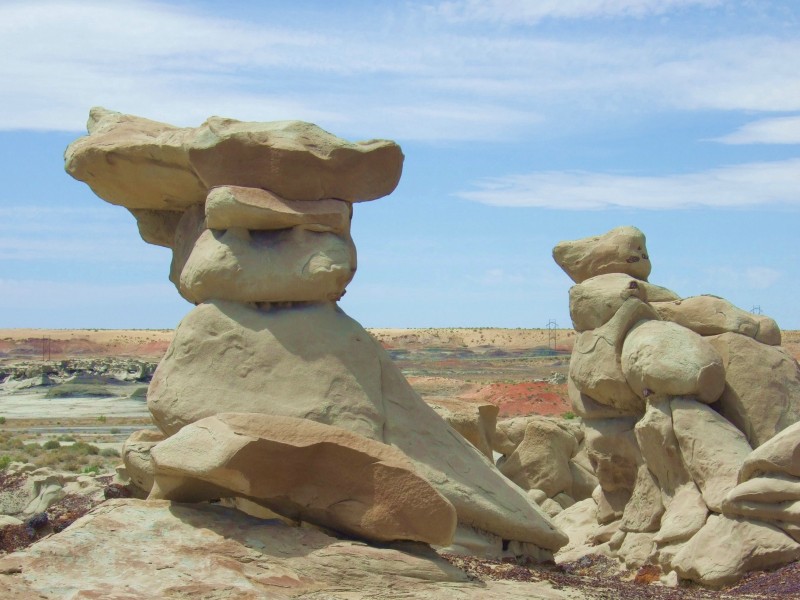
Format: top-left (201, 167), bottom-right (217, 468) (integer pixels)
top-left (553, 225), bottom-right (651, 284)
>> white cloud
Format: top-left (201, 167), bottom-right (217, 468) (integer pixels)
top-left (713, 115), bottom-right (800, 144)
top-left (2, 1), bottom-right (800, 140)
top-left (456, 158), bottom-right (800, 209)
top-left (433, 0), bottom-right (721, 24)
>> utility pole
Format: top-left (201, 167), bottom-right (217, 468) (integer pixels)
top-left (547, 319), bottom-right (558, 351)
top-left (751, 305), bottom-right (762, 315)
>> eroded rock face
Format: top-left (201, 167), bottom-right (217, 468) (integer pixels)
top-left (708, 332), bottom-right (800, 448)
top-left (65, 107), bottom-right (404, 208)
top-left (568, 273), bottom-right (648, 332)
top-left (621, 320), bottom-right (725, 404)
top-left (149, 413), bottom-right (457, 546)
top-left (553, 226), bottom-right (651, 284)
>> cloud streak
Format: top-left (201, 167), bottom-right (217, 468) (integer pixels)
top-left (713, 115), bottom-right (800, 144)
top-left (456, 158), bottom-right (800, 209)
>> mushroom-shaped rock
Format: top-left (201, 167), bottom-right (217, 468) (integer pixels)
top-left (671, 397), bottom-right (752, 512)
top-left (149, 413), bottom-right (457, 546)
top-left (707, 332), bottom-right (800, 448)
top-left (568, 273), bottom-right (648, 332)
top-left (621, 320), bottom-right (726, 403)
top-left (65, 108), bottom-right (404, 210)
top-left (553, 226), bottom-right (651, 284)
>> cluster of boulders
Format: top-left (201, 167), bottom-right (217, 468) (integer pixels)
top-left (552, 226), bottom-right (800, 586)
top-left (64, 108), bottom-right (568, 559)
top-left (0, 359), bottom-right (154, 391)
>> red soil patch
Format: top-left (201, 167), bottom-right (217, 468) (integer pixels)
top-left (461, 381), bottom-right (570, 417)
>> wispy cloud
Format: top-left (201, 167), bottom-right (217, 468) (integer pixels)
top-left (433, 0), bottom-right (721, 24)
top-left (456, 158), bottom-right (800, 209)
top-left (2, 1), bottom-right (800, 141)
top-left (713, 115), bottom-right (800, 144)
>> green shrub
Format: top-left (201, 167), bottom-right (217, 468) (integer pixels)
top-left (0, 455), bottom-right (10, 470)
top-left (83, 465), bottom-right (100, 475)
top-left (42, 440), bottom-right (61, 450)
top-left (57, 435), bottom-right (76, 442)
top-left (563, 411), bottom-right (576, 420)
top-left (100, 448), bottom-right (120, 458)
top-left (110, 428), bottom-right (120, 434)
top-left (97, 415), bottom-right (107, 423)
top-left (0, 416), bottom-right (6, 425)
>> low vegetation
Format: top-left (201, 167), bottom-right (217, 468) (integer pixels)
top-left (0, 431), bottom-right (120, 473)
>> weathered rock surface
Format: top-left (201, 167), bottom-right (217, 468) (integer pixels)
top-left (568, 273), bottom-right (647, 332)
top-left (654, 482), bottom-right (708, 544)
top-left (498, 418), bottom-right (576, 497)
top-left (149, 413), bottom-right (457, 546)
top-left (740, 420), bottom-right (800, 482)
top-left (205, 186), bottom-right (352, 234)
top-left (129, 208), bottom-right (183, 247)
top-left (634, 398), bottom-right (691, 498)
top-left (0, 500), bottom-right (577, 599)
top-left (427, 397), bottom-right (498, 460)
top-left (553, 226), bottom-right (651, 284)
top-left (148, 300), bottom-right (567, 550)
top-left (569, 298), bottom-right (656, 412)
top-left (568, 377), bottom-right (636, 419)
top-left (122, 429), bottom-right (165, 495)
top-left (621, 320), bottom-right (725, 403)
top-left (651, 295), bottom-right (763, 339)
top-left (65, 107), bottom-right (404, 210)
top-left (619, 465), bottom-right (663, 533)
top-left (708, 332), bottom-right (800, 448)
top-left (671, 398), bottom-right (752, 512)
top-left (672, 514), bottom-right (800, 587)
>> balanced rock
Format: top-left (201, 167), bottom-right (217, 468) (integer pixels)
top-left (739, 420), bottom-right (800, 482)
top-left (65, 107), bottom-right (404, 210)
top-left (707, 332), bottom-right (800, 448)
top-left (553, 226), bottom-right (651, 283)
top-left (149, 413), bottom-right (457, 546)
top-left (621, 320), bottom-right (725, 403)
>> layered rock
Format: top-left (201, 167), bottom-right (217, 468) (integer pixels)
top-left (65, 108), bottom-right (565, 558)
top-left (553, 225), bottom-right (800, 585)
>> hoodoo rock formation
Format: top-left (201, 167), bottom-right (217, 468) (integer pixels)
top-left (63, 108), bottom-right (567, 556)
top-left (553, 225), bottom-right (800, 587)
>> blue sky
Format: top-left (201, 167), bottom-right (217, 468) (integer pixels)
top-left (2, 0), bottom-right (799, 329)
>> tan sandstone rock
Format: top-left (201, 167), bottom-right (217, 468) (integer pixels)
top-left (498, 418), bottom-right (577, 497)
top-left (149, 413), bottom-right (457, 546)
top-left (553, 226), bottom-right (651, 284)
top-left (621, 320), bottom-right (725, 403)
top-left (568, 273), bottom-right (648, 332)
top-left (568, 376), bottom-right (636, 419)
top-left (426, 397), bottom-right (498, 460)
top-left (128, 208), bottom-right (183, 248)
top-left (671, 397), bottom-right (753, 512)
top-left (654, 482), bottom-right (708, 544)
top-left (672, 514), bottom-right (800, 587)
top-left (122, 429), bottom-right (166, 495)
top-left (707, 332), bottom-right (800, 448)
top-left (651, 295), bottom-right (763, 339)
top-left (0, 499), bottom-right (577, 600)
top-left (634, 397), bottom-right (692, 498)
top-left (65, 107), bottom-right (404, 209)
top-left (739, 420), bottom-right (800, 482)
top-left (569, 298), bottom-right (657, 413)
top-left (584, 417), bottom-right (640, 522)
top-left (148, 300), bottom-right (567, 551)
top-left (620, 465), bottom-right (664, 533)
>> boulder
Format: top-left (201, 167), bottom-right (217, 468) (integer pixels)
top-left (122, 429), bottom-right (166, 495)
top-left (205, 186), bottom-right (351, 234)
top-left (619, 465), bottom-right (663, 533)
top-left (148, 300), bottom-right (567, 551)
top-left (634, 397), bottom-right (692, 498)
top-left (568, 273), bottom-right (648, 332)
top-left (552, 226), bottom-right (651, 284)
top-left (671, 397), bottom-right (752, 512)
top-left (568, 376), bottom-right (637, 419)
top-left (707, 332), bottom-right (800, 448)
top-left (65, 107), bottom-right (404, 210)
top-left (569, 298), bottom-right (657, 413)
top-left (621, 320), bottom-right (725, 403)
top-left (150, 413), bottom-right (457, 546)
top-left (672, 514), bottom-right (800, 587)
top-left (583, 417), bottom-right (640, 518)
top-left (740, 420), bottom-right (800, 482)
top-left (651, 295), bottom-right (762, 339)
top-left (617, 532), bottom-right (656, 568)
top-left (654, 482), bottom-right (708, 544)
top-left (552, 499), bottom-right (600, 564)
top-left (128, 208), bottom-right (183, 248)
top-left (427, 397), bottom-right (498, 460)
top-left (569, 460), bottom-right (599, 501)
top-left (498, 418), bottom-right (576, 497)
top-left (726, 474), bottom-right (800, 505)
top-left (755, 314), bottom-right (782, 345)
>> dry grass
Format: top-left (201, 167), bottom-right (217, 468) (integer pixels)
top-left (0, 431), bottom-right (119, 473)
